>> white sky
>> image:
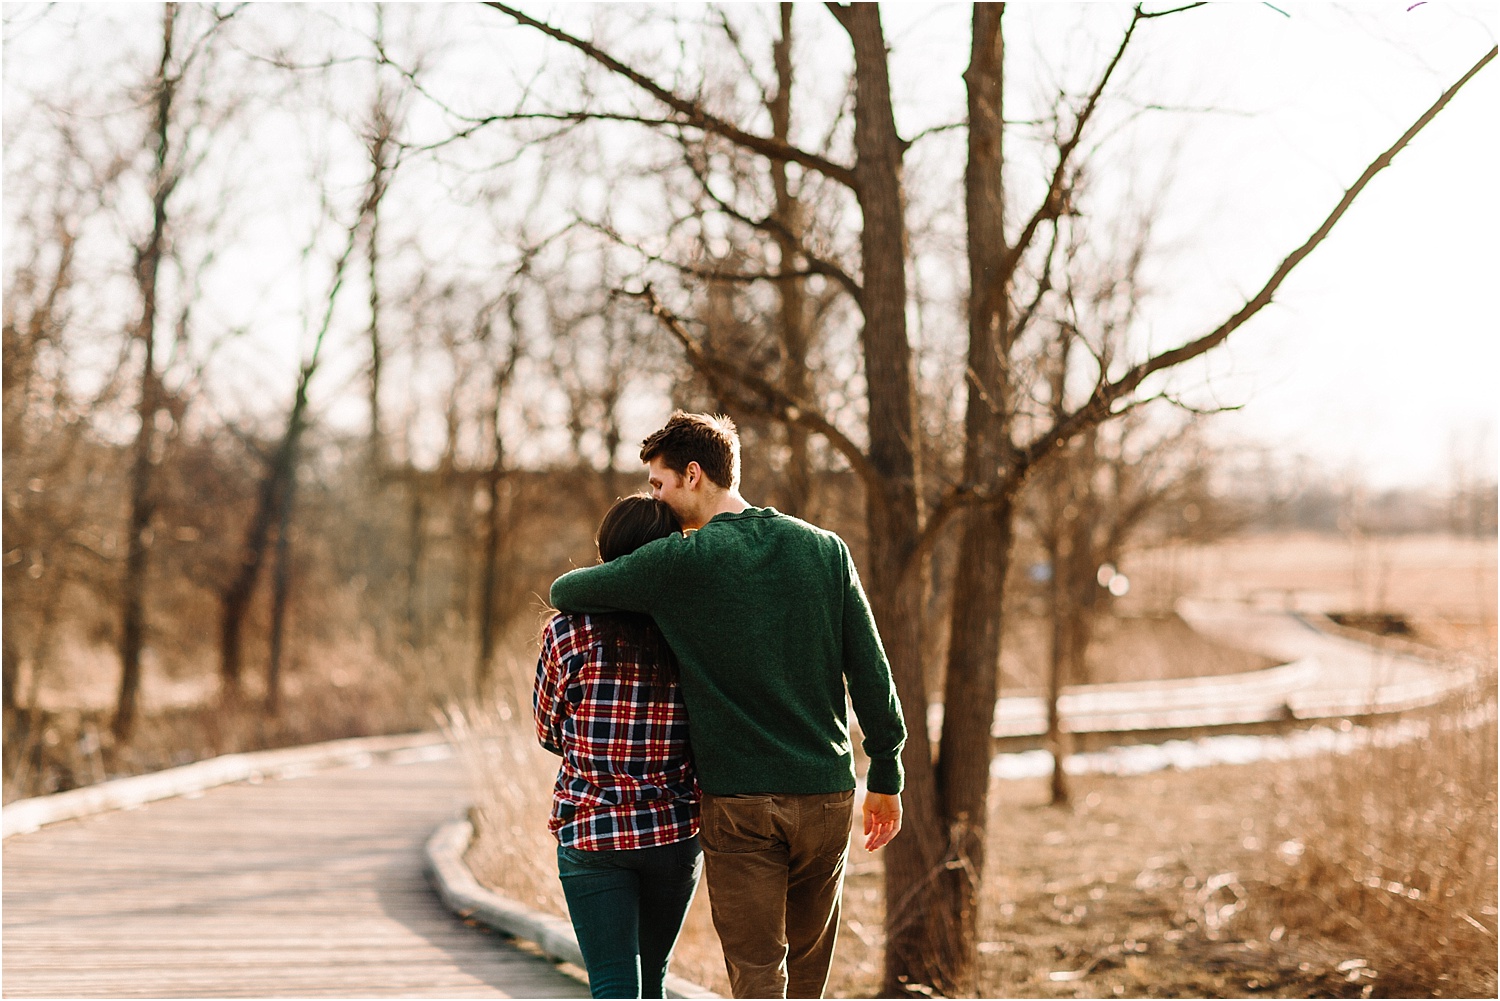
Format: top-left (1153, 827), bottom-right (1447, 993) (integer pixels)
top-left (1138, 3), bottom-right (1499, 491)
top-left (4, 2), bottom-right (1497, 490)
top-left (879, 2), bottom-right (1499, 490)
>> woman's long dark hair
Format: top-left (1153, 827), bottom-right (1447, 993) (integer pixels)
top-left (591, 495), bottom-right (681, 698)
top-left (596, 494), bottom-right (682, 563)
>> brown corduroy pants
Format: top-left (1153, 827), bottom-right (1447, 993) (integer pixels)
top-left (698, 790), bottom-right (855, 999)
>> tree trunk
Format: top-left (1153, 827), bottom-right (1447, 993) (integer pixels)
top-left (114, 2), bottom-right (178, 744)
top-left (365, 78), bottom-right (393, 471)
top-left (219, 406), bottom-right (302, 708)
top-left (915, 7), bottom-right (1012, 992)
top-left (2, 634), bottom-right (18, 714)
top-left (1046, 515), bottom-right (1074, 806)
top-left (264, 469), bottom-right (296, 717)
top-left (404, 488), bottom-right (424, 649)
top-left (770, 2), bottom-right (812, 519)
top-left (828, 6), bottom-right (947, 996)
top-left (475, 468), bottom-right (503, 693)
top-left (366, 196), bottom-right (384, 470)
top-left (224, 139), bottom-right (384, 698)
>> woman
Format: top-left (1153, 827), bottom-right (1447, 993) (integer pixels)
top-left (533, 494), bottom-right (699, 999)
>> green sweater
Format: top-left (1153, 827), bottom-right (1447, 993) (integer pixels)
top-left (549, 507), bottom-right (906, 796)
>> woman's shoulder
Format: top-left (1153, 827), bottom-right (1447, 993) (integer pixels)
top-left (543, 611), bottom-right (604, 658)
top-left (545, 610), bottom-right (666, 659)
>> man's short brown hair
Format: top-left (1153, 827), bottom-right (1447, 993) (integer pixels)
top-left (640, 411), bottom-right (740, 490)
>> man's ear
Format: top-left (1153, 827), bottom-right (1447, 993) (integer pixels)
top-left (684, 461), bottom-right (702, 489)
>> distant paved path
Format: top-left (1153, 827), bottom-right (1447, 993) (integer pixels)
top-left (945, 600), bottom-right (1472, 747)
top-left (2, 757), bottom-right (588, 999)
top-left (1177, 599), bottom-right (1471, 717)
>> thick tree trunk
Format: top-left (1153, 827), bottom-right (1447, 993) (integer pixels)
top-left (114, 3), bottom-right (178, 744)
top-left (830, 6), bottom-right (949, 996)
top-left (919, 7), bottom-right (1013, 992)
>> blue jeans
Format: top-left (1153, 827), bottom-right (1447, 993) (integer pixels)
top-left (556, 836), bottom-right (702, 999)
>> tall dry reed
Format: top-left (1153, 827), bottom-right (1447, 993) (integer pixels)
top-left (439, 686), bottom-right (569, 917)
top-left (1254, 685), bottom-right (1498, 996)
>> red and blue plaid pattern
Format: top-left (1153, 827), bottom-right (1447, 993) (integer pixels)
top-left (534, 612), bottom-right (699, 850)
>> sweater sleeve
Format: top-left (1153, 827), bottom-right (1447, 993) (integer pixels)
top-left (549, 536), bottom-right (675, 614)
top-left (840, 541), bottom-right (907, 795)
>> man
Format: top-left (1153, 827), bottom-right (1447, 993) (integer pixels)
top-left (549, 411), bottom-right (906, 999)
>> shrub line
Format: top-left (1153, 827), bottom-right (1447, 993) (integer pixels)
top-left (424, 817), bottom-right (721, 999)
top-left (1, 730), bottom-right (452, 838)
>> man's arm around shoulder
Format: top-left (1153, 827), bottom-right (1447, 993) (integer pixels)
top-left (549, 535), bottom-right (676, 614)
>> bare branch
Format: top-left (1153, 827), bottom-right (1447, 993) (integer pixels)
top-left (625, 284), bottom-right (880, 490)
top-left (402, 110), bottom-right (695, 152)
top-left (1138, 2), bottom-right (1209, 19)
top-left (901, 481), bottom-right (999, 584)
top-left (1010, 220), bottom-right (1063, 343)
top-left (823, 2), bottom-right (855, 33)
top-left (1019, 44), bottom-right (1497, 479)
top-left (583, 215), bottom-right (854, 292)
top-left (676, 137), bottom-right (864, 301)
top-left (714, 6), bottom-right (771, 102)
top-left (1152, 390), bottom-right (1247, 416)
top-left (484, 3), bottom-right (858, 188)
top-left (905, 120), bottom-right (967, 146)
top-left (1003, 8), bottom-right (1144, 283)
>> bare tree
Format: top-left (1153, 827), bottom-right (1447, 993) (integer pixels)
top-left (1025, 412), bottom-right (1218, 804)
top-left (218, 134), bottom-right (389, 711)
top-left (906, 9), bottom-right (1495, 989)
top-left (474, 285), bottom-right (524, 692)
top-left (115, 3), bottom-right (241, 742)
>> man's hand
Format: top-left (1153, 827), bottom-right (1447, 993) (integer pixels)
top-left (862, 791), bottom-right (902, 851)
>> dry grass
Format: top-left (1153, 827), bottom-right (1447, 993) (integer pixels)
top-left (974, 697), bottom-right (1497, 999)
top-left (454, 691), bottom-right (1492, 999)
top-left (439, 690), bottom-right (568, 918)
top-left (1241, 687), bottom-right (1498, 997)
top-left (1123, 533), bottom-right (1497, 624)
top-left (2, 629), bottom-right (476, 803)
top-left (1000, 612), bottom-right (1278, 690)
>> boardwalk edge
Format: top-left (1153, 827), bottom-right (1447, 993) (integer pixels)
top-left (425, 817), bottom-right (722, 1000)
top-left (1, 731), bottom-right (453, 838)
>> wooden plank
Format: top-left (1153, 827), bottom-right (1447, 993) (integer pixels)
top-left (2, 757), bottom-right (589, 999)
top-left (1, 733), bottom-right (453, 837)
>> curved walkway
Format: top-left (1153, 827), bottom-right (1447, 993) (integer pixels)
top-left (928, 602), bottom-right (1474, 750)
top-left (2, 754), bottom-right (589, 999)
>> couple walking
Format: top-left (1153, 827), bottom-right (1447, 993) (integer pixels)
top-left (534, 411), bottom-right (908, 999)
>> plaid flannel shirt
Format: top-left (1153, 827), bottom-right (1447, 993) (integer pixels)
top-left (533, 612), bottom-right (699, 850)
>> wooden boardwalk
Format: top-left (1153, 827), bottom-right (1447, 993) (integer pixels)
top-left (929, 603), bottom-right (1474, 751)
top-left (2, 755), bottom-right (589, 999)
